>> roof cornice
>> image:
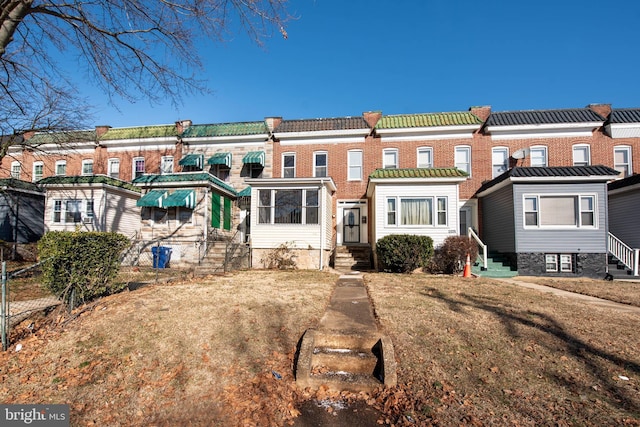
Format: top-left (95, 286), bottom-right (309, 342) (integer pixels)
top-left (274, 129), bottom-right (369, 145)
top-left (486, 122), bottom-right (603, 140)
top-left (375, 124), bottom-right (480, 141)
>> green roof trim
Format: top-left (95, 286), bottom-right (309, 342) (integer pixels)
top-left (179, 153), bottom-right (204, 168)
top-left (0, 178), bottom-right (43, 193)
top-left (207, 152), bottom-right (232, 167)
top-left (238, 186), bottom-right (252, 197)
top-left (37, 175), bottom-right (140, 192)
top-left (242, 151), bottom-right (265, 166)
top-left (162, 190), bottom-right (196, 209)
top-left (28, 130), bottom-right (96, 145)
top-left (375, 112), bottom-right (483, 129)
top-left (137, 190), bottom-right (167, 207)
top-left (132, 172), bottom-right (237, 196)
top-left (369, 168), bottom-right (469, 179)
top-left (181, 121), bottom-right (268, 138)
top-left (100, 125), bottom-right (177, 141)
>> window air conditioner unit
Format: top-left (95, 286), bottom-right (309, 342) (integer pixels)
top-left (82, 217), bottom-right (92, 224)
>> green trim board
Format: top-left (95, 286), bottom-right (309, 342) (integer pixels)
top-left (242, 151), bottom-right (265, 166)
top-left (179, 154), bottom-right (204, 168)
top-left (207, 152), bottom-right (232, 168)
top-left (223, 197), bottom-right (232, 231)
top-left (211, 193), bottom-right (221, 228)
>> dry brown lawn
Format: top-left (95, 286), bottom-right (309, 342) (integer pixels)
top-left (0, 270), bottom-right (638, 426)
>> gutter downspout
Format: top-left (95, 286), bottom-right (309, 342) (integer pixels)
top-left (319, 181), bottom-right (326, 270)
top-left (203, 188), bottom-right (209, 258)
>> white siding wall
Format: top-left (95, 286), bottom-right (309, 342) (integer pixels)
top-left (372, 183), bottom-right (460, 248)
top-left (104, 191), bottom-right (140, 237)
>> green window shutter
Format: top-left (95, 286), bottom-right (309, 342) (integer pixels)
top-left (223, 197), bottom-right (232, 231)
top-left (211, 193), bottom-right (221, 228)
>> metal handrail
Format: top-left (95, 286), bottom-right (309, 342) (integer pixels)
top-left (608, 232), bottom-right (639, 276)
top-left (468, 228), bottom-right (488, 269)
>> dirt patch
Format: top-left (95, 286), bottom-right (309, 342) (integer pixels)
top-left (0, 271), bottom-right (638, 426)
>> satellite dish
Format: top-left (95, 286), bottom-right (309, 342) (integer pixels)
top-left (512, 148), bottom-right (530, 159)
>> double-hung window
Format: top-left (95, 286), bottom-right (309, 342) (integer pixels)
top-left (545, 254), bottom-right (573, 272)
top-left (314, 152), bottom-right (327, 177)
top-left (348, 150), bottom-right (363, 181)
top-left (417, 147), bottom-right (433, 168)
top-left (33, 162), bottom-right (44, 182)
top-left (383, 149), bottom-right (398, 169)
top-left (614, 146), bottom-right (632, 177)
top-left (455, 146), bottom-right (471, 176)
top-left (55, 160), bottom-right (66, 176)
top-left (573, 144), bottom-right (590, 166)
top-left (82, 160), bottom-right (94, 175)
top-left (53, 199), bottom-right (94, 223)
top-left (10, 161), bottom-right (20, 179)
top-left (524, 194), bottom-right (596, 228)
top-left (492, 147), bottom-right (509, 178)
top-left (161, 156), bottom-right (174, 175)
top-left (108, 158), bottom-right (120, 179)
top-left (282, 153), bottom-right (295, 178)
top-left (133, 157), bottom-right (145, 179)
top-left (258, 189), bottom-right (319, 225)
top-left (530, 146), bottom-right (547, 167)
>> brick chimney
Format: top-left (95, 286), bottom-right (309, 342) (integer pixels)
top-left (362, 111), bottom-right (382, 128)
top-left (175, 120), bottom-right (192, 134)
top-left (95, 125), bottom-right (111, 138)
top-left (587, 104), bottom-right (611, 120)
top-left (265, 117), bottom-right (283, 132)
top-left (469, 105), bottom-right (491, 122)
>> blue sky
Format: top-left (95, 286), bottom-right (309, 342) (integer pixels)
top-left (82, 0), bottom-right (640, 127)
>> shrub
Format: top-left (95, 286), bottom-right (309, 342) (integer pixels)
top-left (260, 242), bottom-right (297, 270)
top-left (428, 235), bottom-right (479, 274)
top-left (376, 234), bottom-right (434, 273)
top-left (38, 231), bottom-right (131, 306)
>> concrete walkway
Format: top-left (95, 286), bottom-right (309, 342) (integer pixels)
top-left (495, 277), bottom-right (640, 315)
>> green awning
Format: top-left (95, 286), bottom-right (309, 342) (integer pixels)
top-left (137, 190), bottom-right (166, 207)
top-left (242, 151), bottom-right (265, 166)
top-left (162, 190), bottom-right (196, 209)
top-left (207, 152), bottom-right (232, 168)
top-left (179, 154), bottom-right (203, 168)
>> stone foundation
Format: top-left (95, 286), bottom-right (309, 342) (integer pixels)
top-left (517, 252), bottom-right (606, 279)
top-left (251, 247), bottom-right (331, 270)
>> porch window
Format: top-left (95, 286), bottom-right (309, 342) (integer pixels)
top-left (523, 194), bottom-right (596, 228)
top-left (386, 198), bottom-right (396, 225)
top-left (258, 189), bottom-right (319, 225)
top-left (436, 197), bottom-right (447, 226)
top-left (65, 200), bottom-right (82, 223)
top-left (52, 199), bottom-right (93, 223)
top-left (400, 198), bottom-right (433, 225)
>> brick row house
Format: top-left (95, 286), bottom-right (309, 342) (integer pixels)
top-left (1, 103), bottom-right (639, 277)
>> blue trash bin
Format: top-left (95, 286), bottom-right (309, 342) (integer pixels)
top-left (152, 246), bottom-right (172, 268)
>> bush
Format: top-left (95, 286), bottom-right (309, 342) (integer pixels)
top-left (38, 231), bottom-right (131, 306)
top-left (376, 234), bottom-right (434, 273)
top-left (428, 235), bottom-right (479, 274)
top-left (260, 242), bottom-right (297, 270)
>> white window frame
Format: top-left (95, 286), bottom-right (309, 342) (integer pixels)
top-left (347, 150), bottom-right (363, 181)
top-left (523, 194), bottom-right (597, 229)
top-left (545, 254), bottom-right (558, 272)
top-left (530, 146), bottom-right (548, 167)
top-left (313, 151), bottom-right (328, 178)
top-left (455, 146), bottom-right (471, 176)
top-left (572, 144), bottom-right (591, 166)
top-left (282, 153), bottom-right (296, 178)
top-left (383, 148), bottom-right (398, 169)
top-left (10, 161), bottom-right (20, 179)
top-left (133, 157), bottom-right (145, 179)
top-left (613, 146), bottom-right (632, 177)
top-left (417, 147), bottom-right (433, 168)
top-left (545, 254), bottom-right (573, 273)
top-left (55, 160), bottom-right (66, 176)
top-left (52, 199), bottom-right (93, 224)
top-left (560, 254), bottom-right (573, 272)
top-left (108, 158), bottom-right (120, 179)
top-left (81, 159), bottom-right (94, 176)
top-left (385, 196), bottom-right (447, 227)
top-left (492, 147), bottom-right (509, 178)
top-left (257, 188), bottom-right (319, 225)
top-left (33, 161), bottom-right (44, 182)
top-left (161, 156), bottom-right (174, 175)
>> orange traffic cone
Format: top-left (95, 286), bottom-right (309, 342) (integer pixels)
top-left (463, 253), bottom-right (471, 278)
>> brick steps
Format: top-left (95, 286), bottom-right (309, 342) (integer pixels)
top-left (333, 245), bottom-right (372, 271)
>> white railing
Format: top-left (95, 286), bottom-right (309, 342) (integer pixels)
top-left (468, 228), bottom-right (488, 270)
top-left (608, 233), bottom-right (639, 276)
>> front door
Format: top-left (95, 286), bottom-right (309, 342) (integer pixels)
top-left (343, 208), bottom-right (361, 244)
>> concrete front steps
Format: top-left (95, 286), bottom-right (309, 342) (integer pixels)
top-left (296, 274), bottom-right (396, 393)
top-left (192, 242), bottom-right (250, 276)
top-left (607, 255), bottom-right (635, 280)
top-left (472, 254), bottom-right (518, 278)
top-left (333, 245), bottom-right (372, 271)
top-left (296, 331), bottom-right (395, 393)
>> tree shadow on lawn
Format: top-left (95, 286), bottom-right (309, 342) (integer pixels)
top-left (421, 287), bottom-right (640, 418)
